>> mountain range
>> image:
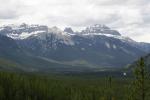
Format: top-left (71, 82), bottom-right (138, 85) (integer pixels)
top-left (0, 23), bottom-right (150, 73)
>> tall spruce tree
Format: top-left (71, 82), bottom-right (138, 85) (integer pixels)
top-left (131, 57), bottom-right (149, 100)
top-left (105, 76), bottom-right (114, 100)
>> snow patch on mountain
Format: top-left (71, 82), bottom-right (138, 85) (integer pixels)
top-left (0, 23), bottom-right (145, 48)
top-left (79, 32), bottom-right (133, 43)
top-left (7, 31), bottom-right (46, 40)
top-left (105, 42), bottom-right (111, 49)
top-left (0, 27), bottom-right (4, 31)
top-left (112, 44), bottom-right (117, 49)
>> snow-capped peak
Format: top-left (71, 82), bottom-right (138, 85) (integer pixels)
top-left (89, 24), bottom-right (110, 30)
top-left (48, 26), bottom-right (62, 34)
top-left (0, 23), bottom-right (49, 40)
top-left (64, 27), bottom-right (74, 34)
top-left (0, 23), bottom-right (134, 45)
top-left (81, 24), bottom-right (121, 36)
top-left (6, 31), bottom-right (46, 40)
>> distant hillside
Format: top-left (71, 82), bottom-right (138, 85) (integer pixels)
top-left (0, 24), bottom-right (150, 73)
top-left (142, 54), bottom-right (150, 70)
top-left (129, 53), bottom-right (150, 71)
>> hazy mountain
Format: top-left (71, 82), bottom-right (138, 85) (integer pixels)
top-left (128, 53), bottom-right (150, 73)
top-left (137, 42), bottom-right (150, 53)
top-left (0, 34), bottom-right (95, 73)
top-left (143, 54), bottom-right (150, 69)
top-left (64, 27), bottom-right (74, 34)
top-left (0, 23), bottom-right (150, 72)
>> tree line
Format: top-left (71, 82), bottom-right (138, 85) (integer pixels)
top-left (0, 57), bottom-right (149, 100)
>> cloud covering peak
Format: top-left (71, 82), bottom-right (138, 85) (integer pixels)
top-left (0, 0), bottom-right (150, 42)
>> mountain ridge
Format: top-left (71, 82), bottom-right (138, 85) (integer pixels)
top-left (0, 23), bottom-right (150, 72)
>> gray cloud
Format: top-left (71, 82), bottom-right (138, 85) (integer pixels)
top-left (0, 10), bottom-right (18, 19)
top-left (0, 0), bottom-right (150, 42)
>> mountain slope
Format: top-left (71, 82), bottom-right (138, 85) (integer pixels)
top-left (0, 34), bottom-right (94, 72)
top-left (144, 54), bottom-right (150, 69)
top-left (129, 54), bottom-right (150, 72)
top-left (0, 24), bottom-right (149, 72)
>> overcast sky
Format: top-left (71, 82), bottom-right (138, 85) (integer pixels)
top-left (0, 0), bottom-right (150, 42)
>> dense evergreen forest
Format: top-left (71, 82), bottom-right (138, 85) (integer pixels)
top-left (0, 58), bottom-right (150, 100)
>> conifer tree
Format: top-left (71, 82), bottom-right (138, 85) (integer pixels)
top-left (131, 57), bottom-right (149, 100)
top-left (105, 76), bottom-right (114, 100)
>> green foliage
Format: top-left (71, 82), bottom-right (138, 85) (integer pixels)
top-left (129, 57), bottom-right (149, 100)
top-left (0, 71), bottom-right (132, 100)
top-left (0, 71), bottom-right (149, 100)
